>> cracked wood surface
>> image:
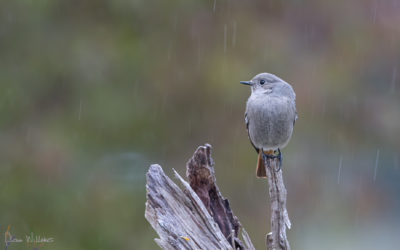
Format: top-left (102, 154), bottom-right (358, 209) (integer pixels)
top-left (145, 144), bottom-right (255, 250)
top-left (265, 158), bottom-right (291, 250)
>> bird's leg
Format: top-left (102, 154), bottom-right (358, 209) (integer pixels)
top-left (274, 148), bottom-right (282, 172)
top-left (262, 150), bottom-right (277, 169)
top-left (262, 150), bottom-right (269, 167)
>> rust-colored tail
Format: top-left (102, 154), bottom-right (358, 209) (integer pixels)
top-left (256, 151), bottom-right (267, 178)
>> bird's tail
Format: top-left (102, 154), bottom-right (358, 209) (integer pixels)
top-left (256, 151), bottom-right (267, 178)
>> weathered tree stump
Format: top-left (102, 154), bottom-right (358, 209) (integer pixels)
top-left (145, 144), bottom-right (254, 249)
top-left (145, 144), bottom-right (291, 250)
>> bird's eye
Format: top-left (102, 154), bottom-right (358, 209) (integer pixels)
top-left (260, 80), bottom-right (265, 85)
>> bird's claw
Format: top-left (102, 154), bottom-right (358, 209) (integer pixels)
top-left (275, 148), bottom-right (282, 172)
top-left (262, 149), bottom-right (282, 172)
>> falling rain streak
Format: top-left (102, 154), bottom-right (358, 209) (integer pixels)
top-left (167, 41), bottom-right (172, 61)
top-left (232, 21), bottom-right (237, 48)
top-left (337, 156), bottom-right (343, 184)
top-left (394, 154), bottom-right (399, 170)
top-left (373, 149), bottom-right (380, 182)
top-left (372, 2), bottom-right (377, 24)
top-left (390, 67), bottom-right (397, 93)
top-left (78, 99), bottom-right (82, 120)
top-left (223, 24), bottom-right (227, 54)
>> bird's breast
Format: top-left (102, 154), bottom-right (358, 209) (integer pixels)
top-left (246, 95), bottom-right (296, 149)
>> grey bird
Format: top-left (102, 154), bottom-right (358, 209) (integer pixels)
top-left (241, 73), bottom-right (297, 177)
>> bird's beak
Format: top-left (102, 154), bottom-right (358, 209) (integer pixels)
top-left (240, 81), bottom-right (252, 86)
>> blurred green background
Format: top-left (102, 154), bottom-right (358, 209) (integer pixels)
top-left (1, 0), bottom-right (400, 249)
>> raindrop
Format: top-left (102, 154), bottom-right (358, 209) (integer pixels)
top-left (390, 66), bottom-right (397, 93)
top-left (213, 0), bottom-right (216, 12)
top-left (26, 126), bottom-right (32, 144)
top-left (197, 38), bottom-right (202, 70)
top-left (337, 155), bottom-right (343, 184)
top-left (78, 99), bottom-right (82, 120)
top-left (373, 149), bottom-right (380, 182)
top-left (372, 1), bottom-right (378, 24)
top-left (321, 98), bottom-right (326, 118)
top-left (394, 154), bottom-right (399, 170)
top-left (173, 16), bottom-right (178, 31)
top-left (224, 24), bottom-right (227, 54)
top-left (167, 41), bottom-right (172, 61)
top-left (187, 119), bottom-right (192, 136)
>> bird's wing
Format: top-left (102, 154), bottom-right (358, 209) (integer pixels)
top-left (245, 112), bottom-right (259, 154)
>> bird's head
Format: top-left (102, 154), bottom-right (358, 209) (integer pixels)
top-left (240, 73), bottom-right (283, 93)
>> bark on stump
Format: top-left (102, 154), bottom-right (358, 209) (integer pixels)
top-left (145, 144), bottom-right (291, 250)
top-left (145, 144), bottom-right (255, 249)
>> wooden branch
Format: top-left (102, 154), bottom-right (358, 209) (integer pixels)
top-left (145, 144), bottom-right (255, 250)
top-left (265, 159), bottom-right (291, 250)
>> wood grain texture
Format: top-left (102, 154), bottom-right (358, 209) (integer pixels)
top-left (264, 159), bottom-right (291, 250)
top-left (145, 144), bottom-right (255, 250)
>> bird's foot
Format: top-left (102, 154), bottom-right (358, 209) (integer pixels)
top-left (275, 148), bottom-right (282, 172)
top-left (262, 150), bottom-right (274, 161)
top-left (262, 149), bottom-right (282, 172)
